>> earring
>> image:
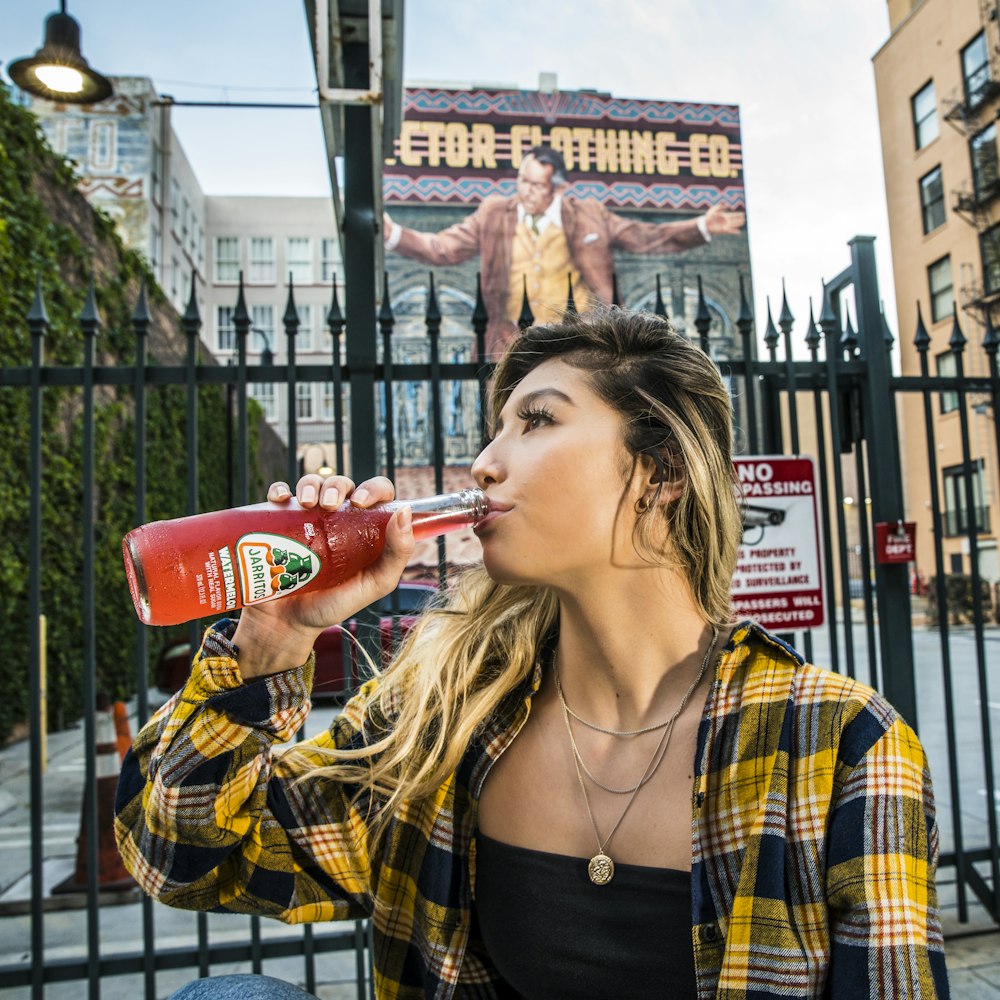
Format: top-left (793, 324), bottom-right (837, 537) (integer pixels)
top-left (635, 494), bottom-right (653, 513)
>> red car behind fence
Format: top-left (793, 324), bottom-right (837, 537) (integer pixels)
top-left (150, 582), bottom-right (438, 707)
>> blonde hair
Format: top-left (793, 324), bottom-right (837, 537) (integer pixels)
top-left (297, 308), bottom-right (742, 858)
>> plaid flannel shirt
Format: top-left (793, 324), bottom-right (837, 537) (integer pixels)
top-left (115, 620), bottom-right (948, 999)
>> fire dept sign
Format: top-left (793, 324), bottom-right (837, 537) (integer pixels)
top-left (731, 456), bottom-right (824, 630)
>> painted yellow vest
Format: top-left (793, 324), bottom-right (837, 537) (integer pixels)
top-left (505, 222), bottom-right (595, 325)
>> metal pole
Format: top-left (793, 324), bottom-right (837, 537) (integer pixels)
top-left (79, 279), bottom-right (100, 1000)
top-left (849, 237), bottom-right (916, 725)
top-left (27, 280), bottom-right (48, 1000)
top-left (343, 41), bottom-right (378, 482)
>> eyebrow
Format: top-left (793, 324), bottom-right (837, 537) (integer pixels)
top-left (495, 387), bottom-right (575, 431)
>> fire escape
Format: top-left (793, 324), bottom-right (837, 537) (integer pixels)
top-left (946, 0), bottom-right (1000, 323)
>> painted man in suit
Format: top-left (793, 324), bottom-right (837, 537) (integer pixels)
top-left (383, 146), bottom-right (746, 356)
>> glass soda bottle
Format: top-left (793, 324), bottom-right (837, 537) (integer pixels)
top-left (122, 488), bottom-right (491, 627)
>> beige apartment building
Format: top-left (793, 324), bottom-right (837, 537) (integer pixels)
top-left (875, 0), bottom-right (1000, 584)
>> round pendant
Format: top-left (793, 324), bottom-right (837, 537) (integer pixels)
top-left (588, 853), bottom-right (615, 885)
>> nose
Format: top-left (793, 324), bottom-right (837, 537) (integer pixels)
top-left (472, 439), bottom-right (504, 488)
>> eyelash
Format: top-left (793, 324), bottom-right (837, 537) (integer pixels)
top-left (516, 405), bottom-right (554, 430)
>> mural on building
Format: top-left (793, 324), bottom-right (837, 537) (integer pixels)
top-left (383, 86), bottom-right (748, 358)
top-left (381, 85), bottom-right (753, 467)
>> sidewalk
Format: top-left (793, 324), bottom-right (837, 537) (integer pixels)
top-left (943, 928), bottom-right (1000, 997)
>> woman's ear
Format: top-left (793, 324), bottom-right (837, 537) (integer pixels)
top-left (636, 451), bottom-right (685, 505)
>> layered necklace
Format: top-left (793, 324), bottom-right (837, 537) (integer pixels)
top-left (555, 626), bottom-right (719, 885)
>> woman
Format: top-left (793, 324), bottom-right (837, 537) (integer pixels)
top-left (115, 310), bottom-right (948, 999)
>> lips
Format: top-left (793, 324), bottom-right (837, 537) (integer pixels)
top-left (474, 503), bottom-right (511, 533)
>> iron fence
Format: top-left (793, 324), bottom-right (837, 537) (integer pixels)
top-left (2, 237), bottom-right (1000, 999)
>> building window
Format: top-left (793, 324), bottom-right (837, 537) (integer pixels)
top-left (919, 166), bottom-right (945, 234)
top-left (963, 32), bottom-right (992, 107)
top-left (912, 81), bottom-right (939, 150)
top-left (214, 237), bottom-right (240, 283)
top-left (286, 238), bottom-right (313, 285)
top-left (249, 237), bottom-right (275, 284)
top-left (150, 223), bottom-right (160, 271)
top-left (170, 179), bottom-right (180, 230)
top-left (89, 120), bottom-right (115, 170)
top-left (928, 256), bottom-right (954, 323)
top-left (936, 351), bottom-right (958, 414)
top-left (295, 304), bottom-right (314, 351)
top-left (296, 383), bottom-right (314, 420)
top-left (251, 305), bottom-right (275, 356)
top-left (170, 257), bottom-right (179, 301)
top-left (321, 238), bottom-right (339, 283)
top-left (321, 381), bottom-right (335, 420)
top-left (251, 383), bottom-right (277, 422)
top-left (943, 460), bottom-right (988, 537)
top-left (49, 119), bottom-right (68, 155)
top-left (982, 224), bottom-right (1000, 297)
top-left (217, 306), bottom-right (236, 352)
top-left (181, 199), bottom-right (190, 243)
top-left (971, 123), bottom-right (999, 199)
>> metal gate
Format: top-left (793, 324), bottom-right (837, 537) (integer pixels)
top-left (2, 235), bottom-right (998, 999)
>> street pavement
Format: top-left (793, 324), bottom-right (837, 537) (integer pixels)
top-left (0, 617), bottom-right (998, 998)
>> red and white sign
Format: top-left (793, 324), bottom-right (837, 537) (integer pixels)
top-left (874, 521), bottom-right (916, 564)
top-left (731, 456), bottom-right (824, 630)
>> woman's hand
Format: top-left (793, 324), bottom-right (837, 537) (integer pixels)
top-left (232, 474), bottom-right (414, 678)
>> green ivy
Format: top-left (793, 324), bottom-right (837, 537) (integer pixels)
top-left (0, 83), bottom-right (269, 743)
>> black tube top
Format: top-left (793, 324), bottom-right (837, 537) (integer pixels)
top-left (473, 833), bottom-right (697, 999)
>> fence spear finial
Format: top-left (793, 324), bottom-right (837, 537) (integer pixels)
top-left (654, 274), bottom-right (668, 319)
top-left (183, 271), bottom-right (199, 326)
top-left (805, 299), bottom-right (821, 356)
top-left (379, 271), bottom-right (394, 328)
top-left (28, 277), bottom-right (50, 331)
top-left (282, 273), bottom-right (299, 330)
top-left (132, 278), bottom-right (150, 337)
top-left (472, 271), bottom-right (489, 331)
top-left (518, 276), bottom-right (534, 330)
top-left (841, 308), bottom-right (858, 357)
top-left (763, 296), bottom-right (779, 357)
top-left (913, 301), bottom-right (930, 352)
top-left (327, 274), bottom-right (343, 332)
top-left (880, 300), bottom-right (894, 349)
top-left (233, 270), bottom-right (250, 326)
top-left (778, 279), bottom-right (794, 331)
top-left (426, 272), bottom-right (441, 326)
top-left (984, 310), bottom-right (999, 355)
top-left (79, 275), bottom-right (100, 336)
top-left (737, 273), bottom-right (753, 328)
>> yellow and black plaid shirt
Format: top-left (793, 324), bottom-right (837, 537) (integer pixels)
top-left (115, 620), bottom-right (948, 998)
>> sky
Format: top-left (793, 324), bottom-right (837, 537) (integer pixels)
top-left (2, 0), bottom-right (898, 341)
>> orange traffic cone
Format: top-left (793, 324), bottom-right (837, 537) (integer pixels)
top-left (53, 698), bottom-right (135, 894)
top-left (112, 700), bottom-right (131, 764)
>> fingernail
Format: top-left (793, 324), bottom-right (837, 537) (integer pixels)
top-left (275, 485), bottom-right (291, 500)
top-left (351, 487), bottom-right (370, 506)
top-left (398, 505), bottom-right (412, 532)
top-left (322, 486), bottom-right (340, 506)
top-left (301, 484), bottom-right (318, 504)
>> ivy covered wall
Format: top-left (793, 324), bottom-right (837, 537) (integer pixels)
top-left (0, 83), bottom-right (281, 743)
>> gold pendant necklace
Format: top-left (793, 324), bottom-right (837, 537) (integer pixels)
top-left (560, 626), bottom-right (718, 885)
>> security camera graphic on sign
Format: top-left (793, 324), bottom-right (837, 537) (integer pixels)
top-left (741, 504), bottom-right (787, 546)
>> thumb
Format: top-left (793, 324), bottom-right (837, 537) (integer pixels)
top-left (383, 505), bottom-right (415, 564)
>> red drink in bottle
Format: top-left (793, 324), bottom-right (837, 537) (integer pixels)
top-left (122, 488), bottom-right (490, 627)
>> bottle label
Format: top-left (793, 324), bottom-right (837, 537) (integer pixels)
top-left (235, 533), bottom-right (322, 606)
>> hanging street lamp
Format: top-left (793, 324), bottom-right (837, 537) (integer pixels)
top-left (8, 1), bottom-right (112, 104)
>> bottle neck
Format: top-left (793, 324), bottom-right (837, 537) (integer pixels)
top-left (386, 487), bottom-right (490, 540)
